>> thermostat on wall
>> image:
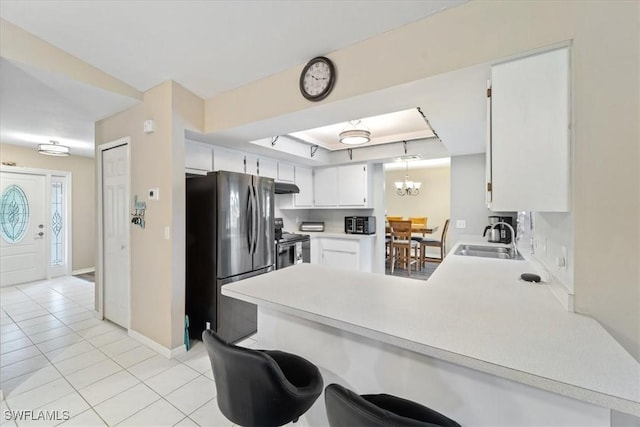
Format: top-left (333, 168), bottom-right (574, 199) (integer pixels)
top-left (143, 119), bottom-right (156, 134)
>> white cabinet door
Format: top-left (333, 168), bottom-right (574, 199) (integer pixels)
top-left (245, 154), bottom-right (258, 175)
top-left (322, 250), bottom-right (359, 272)
top-left (338, 164), bottom-right (368, 207)
top-left (259, 157), bottom-right (278, 180)
top-left (277, 162), bottom-right (295, 182)
top-left (213, 147), bottom-right (245, 174)
top-left (294, 166), bottom-right (313, 207)
top-left (313, 167), bottom-right (338, 207)
top-left (320, 238), bottom-right (360, 272)
top-left (490, 47), bottom-right (570, 212)
top-left (185, 141), bottom-right (213, 173)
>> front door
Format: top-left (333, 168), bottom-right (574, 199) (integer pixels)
top-left (102, 144), bottom-right (130, 328)
top-left (0, 171), bottom-right (47, 286)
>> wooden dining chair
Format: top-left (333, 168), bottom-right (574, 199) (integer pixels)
top-left (386, 216), bottom-right (403, 223)
top-left (420, 219), bottom-right (450, 266)
top-left (409, 217), bottom-right (428, 229)
top-left (389, 220), bottom-right (419, 275)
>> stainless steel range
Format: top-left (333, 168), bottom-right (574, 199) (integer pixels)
top-left (274, 218), bottom-right (310, 269)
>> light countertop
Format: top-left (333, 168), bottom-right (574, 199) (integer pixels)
top-left (302, 230), bottom-right (376, 239)
top-left (222, 242), bottom-right (640, 416)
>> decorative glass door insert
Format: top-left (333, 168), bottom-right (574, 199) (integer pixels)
top-left (0, 184), bottom-right (30, 244)
top-left (51, 180), bottom-right (64, 266)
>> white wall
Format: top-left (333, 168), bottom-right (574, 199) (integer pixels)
top-left (449, 154), bottom-right (493, 248)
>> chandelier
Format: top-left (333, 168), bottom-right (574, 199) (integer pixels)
top-left (38, 140), bottom-right (70, 156)
top-left (395, 162), bottom-right (421, 196)
top-left (338, 120), bottom-right (370, 145)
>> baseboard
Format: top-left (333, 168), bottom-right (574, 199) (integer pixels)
top-left (128, 329), bottom-right (187, 359)
top-left (72, 267), bottom-right (95, 275)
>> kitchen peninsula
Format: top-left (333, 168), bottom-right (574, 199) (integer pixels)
top-left (223, 245), bottom-right (640, 426)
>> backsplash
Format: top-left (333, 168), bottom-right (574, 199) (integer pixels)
top-left (532, 212), bottom-right (574, 294)
top-left (274, 203), bottom-right (374, 233)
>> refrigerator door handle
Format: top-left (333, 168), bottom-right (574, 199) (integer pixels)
top-left (250, 183), bottom-right (257, 255)
top-left (246, 185), bottom-right (253, 254)
top-left (253, 185), bottom-right (262, 255)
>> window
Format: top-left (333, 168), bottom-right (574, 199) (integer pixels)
top-left (51, 181), bottom-right (64, 266)
top-left (0, 184), bottom-right (30, 243)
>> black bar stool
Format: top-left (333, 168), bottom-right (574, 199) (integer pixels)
top-left (325, 383), bottom-right (461, 427)
top-left (202, 329), bottom-right (323, 427)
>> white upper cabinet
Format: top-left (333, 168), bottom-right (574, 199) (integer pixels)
top-left (277, 162), bottom-right (295, 183)
top-left (213, 147), bottom-right (245, 174)
top-left (293, 166), bottom-right (313, 207)
top-left (245, 155), bottom-right (277, 179)
top-left (489, 47), bottom-right (570, 212)
top-left (185, 141), bottom-right (213, 174)
top-left (245, 154), bottom-right (258, 175)
top-left (337, 164), bottom-right (368, 207)
top-left (259, 158), bottom-right (278, 180)
top-left (313, 167), bottom-right (339, 207)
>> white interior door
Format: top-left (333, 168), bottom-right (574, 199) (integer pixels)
top-left (102, 144), bottom-right (130, 328)
top-left (0, 171), bottom-right (47, 286)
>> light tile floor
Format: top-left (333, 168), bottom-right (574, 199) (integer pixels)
top-left (0, 276), bottom-right (256, 426)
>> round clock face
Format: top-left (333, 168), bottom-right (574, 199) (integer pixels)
top-left (300, 57), bottom-right (335, 101)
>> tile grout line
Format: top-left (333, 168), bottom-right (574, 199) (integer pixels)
top-left (2, 278), bottom-right (219, 427)
top-left (4, 283), bottom-right (112, 425)
top-left (2, 281), bottom-right (116, 426)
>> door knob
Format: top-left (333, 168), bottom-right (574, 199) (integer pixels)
top-left (38, 232), bottom-right (44, 237)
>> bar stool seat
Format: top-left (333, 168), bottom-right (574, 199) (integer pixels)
top-left (203, 329), bottom-right (323, 426)
top-left (325, 383), bottom-right (460, 427)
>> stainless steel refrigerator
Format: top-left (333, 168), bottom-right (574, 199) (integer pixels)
top-left (186, 171), bottom-right (274, 342)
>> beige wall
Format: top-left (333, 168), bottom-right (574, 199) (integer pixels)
top-left (0, 18), bottom-right (141, 100)
top-left (385, 166), bottom-right (450, 232)
top-left (204, 1), bottom-right (640, 360)
top-left (96, 82), bottom-right (174, 350)
top-left (95, 81), bottom-right (203, 352)
top-left (0, 143), bottom-right (95, 272)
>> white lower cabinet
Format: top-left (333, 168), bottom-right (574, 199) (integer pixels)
top-left (312, 236), bottom-right (373, 273)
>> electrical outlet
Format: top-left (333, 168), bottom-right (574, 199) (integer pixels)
top-left (148, 188), bottom-right (159, 200)
top-left (455, 220), bottom-right (466, 229)
top-left (164, 226), bottom-right (170, 240)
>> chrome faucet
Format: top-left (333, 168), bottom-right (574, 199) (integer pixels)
top-left (491, 222), bottom-right (518, 257)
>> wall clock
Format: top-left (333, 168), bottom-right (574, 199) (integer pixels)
top-left (299, 56), bottom-right (336, 101)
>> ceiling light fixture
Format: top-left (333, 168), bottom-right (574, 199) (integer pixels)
top-left (38, 140), bottom-right (70, 156)
top-left (395, 161), bottom-right (421, 196)
top-left (339, 120), bottom-right (371, 145)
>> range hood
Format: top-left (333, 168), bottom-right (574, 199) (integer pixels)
top-left (274, 182), bottom-right (300, 194)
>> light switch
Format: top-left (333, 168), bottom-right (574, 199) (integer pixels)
top-left (455, 220), bottom-right (466, 229)
top-left (164, 226), bottom-right (170, 240)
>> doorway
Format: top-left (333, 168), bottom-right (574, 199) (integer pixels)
top-left (98, 138), bottom-right (131, 328)
top-left (383, 158), bottom-right (451, 279)
top-left (0, 167), bottom-right (71, 286)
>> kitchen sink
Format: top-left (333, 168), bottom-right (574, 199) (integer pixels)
top-left (454, 244), bottom-right (524, 260)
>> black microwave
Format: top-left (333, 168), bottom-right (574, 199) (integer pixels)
top-left (344, 216), bottom-right (376, 235)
